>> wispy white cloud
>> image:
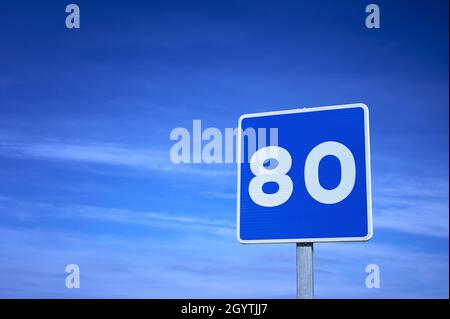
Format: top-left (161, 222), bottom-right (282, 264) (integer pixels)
top-left (62, 204), bottom-right (235, 237)
top-left (1, 140), bottom-right (448, 239)
top-left (0, 219), bottom-right (447, 298)
top-left (1, 139), bottom-right (448, 239)
top-left (199, 190), bottom-right (236, 200)
top-left (372, 176), bottom-right (449, 238)
top-left (0, 141), bottom-right (448, 297)
top-left (316, 242), bottom-right (449, 298)
top-left (0, 141), bottom-right (234, 177)
top-left (260, 242), bottom-right (449, 298)
top-left (0, 223), bottom-right (294, 298)
top-left (0, 199), bottom-right (234, 237)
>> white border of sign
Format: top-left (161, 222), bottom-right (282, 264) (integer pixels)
top-left (237, 103), bottom-right (373, 244)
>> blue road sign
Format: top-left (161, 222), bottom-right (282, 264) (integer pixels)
top-left (237, 103), bottom-right (372, 243)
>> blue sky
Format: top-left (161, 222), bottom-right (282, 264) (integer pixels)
top-left (0, 0), bottom-right (448, 298)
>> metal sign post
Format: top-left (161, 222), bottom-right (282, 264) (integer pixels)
top-left (296, 243), bottom-right (314, 299)
top-left (237, 104), bottom-right (373, 298)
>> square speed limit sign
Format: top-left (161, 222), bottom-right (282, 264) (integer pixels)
top-left (237, 103), bottom-right (372, 243)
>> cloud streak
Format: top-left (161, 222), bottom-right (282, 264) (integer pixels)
top-left (0, 199), bottom-right (234, 238)
top-left (372, 176), bottom-right (449, 238)
top-left (0, 140), bottom-right (235, 177)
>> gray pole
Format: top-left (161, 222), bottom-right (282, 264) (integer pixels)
top-left (296, 242), bottom-right (314, 299)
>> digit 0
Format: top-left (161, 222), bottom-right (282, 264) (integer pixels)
top-left (304, 141), bottom-right (356, 204)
